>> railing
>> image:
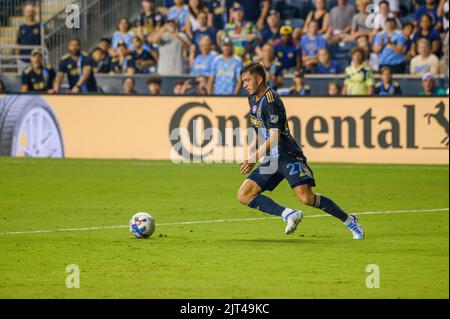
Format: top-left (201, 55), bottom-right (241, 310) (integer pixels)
top-left (0, 45), bottom-right (49, 73)
top-left (43, 0), bottom-right (142, 69)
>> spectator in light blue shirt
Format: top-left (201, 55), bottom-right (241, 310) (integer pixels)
top-left (112, 18), bottom-right (134, 52)
top-left (191, 36), bottom-right (217, 76)
top-left (208, 37), bottom-right (243, 95)
top-left (300, 19), bottom-right (327, 72)
top-left (167, 0), bottom-right (190, 30)
top-left (373, 17), bottom-right (406, 74)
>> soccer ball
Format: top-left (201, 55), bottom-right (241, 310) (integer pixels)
top-left (129, 212), bottom-right (156, 239)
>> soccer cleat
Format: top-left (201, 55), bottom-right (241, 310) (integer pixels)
top-left (284, 210), bottom-right (304, 235)
top-left (346, 214), bottom-right (364, 240)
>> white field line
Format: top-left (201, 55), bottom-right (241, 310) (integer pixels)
top-left (0, 208), bottom-right (448, 236)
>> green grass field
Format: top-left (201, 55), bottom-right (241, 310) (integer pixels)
top-left (0, 158), bottom-right (448, 299)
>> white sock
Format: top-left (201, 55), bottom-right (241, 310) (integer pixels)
top-left (281, 208), bottom-right (295, 222)
top-left (344, 215), bottom-right (353, 225)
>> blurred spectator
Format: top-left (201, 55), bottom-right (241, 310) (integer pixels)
top-left (21, 49), bottom-right (55, 93)
top-left (303, 0), bottom-right (330, 36)
top-left (207, 0), bottom-right (228, 31)
top-left (98, 38), bottom-right (113, 70)
top-left (410, 13), bottom-right (442, 57)
top-left (153, 20), bottom-right (191, 75)
top-left (112, 18), bottom-right (134, 52)
top-left (414, 0), bottom-right (442, 30)
top-left (190, 10), bottom-right (217, 53)
top-left (228, 0), bottom-right (271, 30)
top-left (374, 66), bottom-right (402, 95)
top-left (420, 72), bottom-right (446, 95)
top-left (351, 0), bottom-right (372, 40)
top-left (261, 10), bottom-right (281, 45)
top-left (328, 0), bottom-right (355, 42)
top-left (194, 75), bottom-right (209, 95)
top-left (343, 47), bottom-right (374, 95)
top-left (122, 77), bottom-right (137, 94)
top-left (402, 23), bottom-right (415, 59)
top-left (173, 79), bottom-right (191, 94)
top-left (372, 0), bottom-right (402, 34)
top-left (287, 70), bottom-right (311, 96)
top-left (437, 0), bottom-right (449, 35)
top-left (357, 35), bottom-right (380, 72)
top-left (274, 26), bottom-right (301, 74)
top-left (259, 43), bottom-right (283, 89)
top-left (327, 80), bottom-right (342, 96)
top-left (110, 41), bottom-right (136, 75)
top-left (373, 0), bottom-right (401, 15)
top-left (316, 48), bottom-right (343, 74)
top-left (221, 3), bottom-right (261, 65)
top-left (0, 80), bottom-right (5, 94)
top-left (16, 3), bottom-right (41, 71)
top-left (410, 39), bottom-right (440, 75)
top-left (208, 37), bottom-right (243, 95)
top-left (190, 36), bottom-right (217, 76)
top-left (167, 0), bottom-right (190, 30)
top-left (373, 17), bottom-right (406, 73)
top-left (132, 36), bottom-right (158, 74)
top-left (54, 38), bottom-right (98, 93)
top-left (136, 0), bottom-right (165, 40)
top-left (91, 47), bottom-right (110, 74)
top-left (300, 20), bottom-right (327, 71)
top-left (185, 0), bottom-right (209, 36)
top-left (147, 76), bottom-right (163, 95)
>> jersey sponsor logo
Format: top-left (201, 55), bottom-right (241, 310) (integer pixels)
top-left (270, 115), bottom-right (279, 123)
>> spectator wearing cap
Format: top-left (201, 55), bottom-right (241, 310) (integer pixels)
top-left (274, 25), bottom-right (301, 74)
top-left (190, 10), bottom-right (217, 54)
top-left (147, 76), bottom-right (163, 95)
top-left (152, 19), bottom-right (191, 75)
top-left (420, 72), bottom-right (446, 95)
top-left (328, 0), bottom-right (356, 43)
top-left (261, 9), bottom-right (281, 45)
top-left (287, 70), bottom-right (311, 96)
top-left (135, 0), bottom-right (165, 40)
top-left (316, 48), bottom-right (343, 74)
top-left (122, 77), bottom-right (137, 94)
top-left (185, 0), bottom-right (210, 37)
top-left (303, 0), bottom-right (330, 36)
top-left (208, 37), bottom-right (243, 95)
top-left (112, 18), bottom-right (134, 53)
top-left (132, 36), bottom-right (158, 74)
top-left (90, 47), bottom-right (110, 74)
top-left (410, 38), bottom-right (440, 75)
top-left (374, 66), bottom-right (402, 96)
top-left (343, 47), bottom-right (374, 95)
top-left (21, 49), bottom-right (56, 93)
top-left (410, 13), bottom-right (442, 57)
top-left (373, 17), bottom-right (407, 74)
top-left (351, 0), bottom-right (372, 40)
top-left (414, 0), bottom-right (443, 31)
top-left (190, 36), bottom-right (217, 76)
top-left (16, 3), bottom-right (41, 71)
top-left (300, 19), bottom-right (327, 72)
top-left (167, 0), bottom-right (190, 30)
top-left (372, 0), bottom-right (402, 35)
top-left (220, 3), bottom-right (261, 66)
top-left (110, 41), bottom-right (136, 74)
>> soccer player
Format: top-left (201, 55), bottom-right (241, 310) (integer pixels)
top-left (237, 62), bottom-right (364, 239)
top-left (21, 49), bottom-right (56, 93)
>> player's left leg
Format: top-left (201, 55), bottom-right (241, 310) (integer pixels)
top-left (292, 184), bottom-right (364, 240)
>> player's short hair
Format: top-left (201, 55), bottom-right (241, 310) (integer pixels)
top-left (380, 66), bottom-right (392, 74)
top-left (69, 37), bottom-right (81, 45)
top-left (241, 62), bottom-right (267, 83)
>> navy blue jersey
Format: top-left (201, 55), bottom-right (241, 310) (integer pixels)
top-left (21, 65), bottom-right (56, 92)
top-left (374, 81), bottom-right (402, 96)
top-left (17, 22), bottom-right (41, 61)
top-left (132, 49), bottom-right (155, 74)
top-left (58, 53), bottom-right (97, 92)
top-left (248, 88), bottom-right (303, 158)
top-left (92, 54), bottom-right (111, 74)
top-left (110, 56), bottom-right (136, 74)
top-left (136, 11), bottom-right (165, 34)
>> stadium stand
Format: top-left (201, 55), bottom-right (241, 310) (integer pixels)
top-left (0, 0), bottom-right (448, 96)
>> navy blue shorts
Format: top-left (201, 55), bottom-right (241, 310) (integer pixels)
top-left (247, 154), bottom-right (316, 192)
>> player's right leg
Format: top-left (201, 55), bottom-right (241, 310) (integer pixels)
top-left (237, 166), bottom-right (303, 235)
